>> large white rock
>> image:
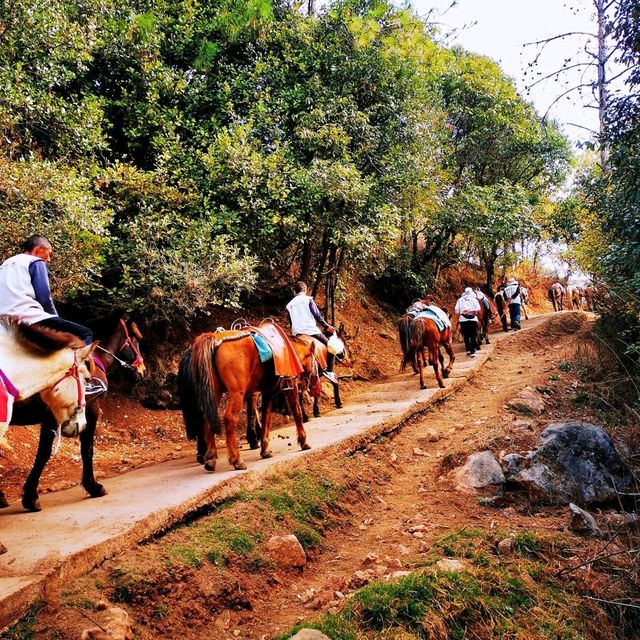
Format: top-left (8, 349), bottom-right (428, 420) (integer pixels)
top-left (266, 534), bottom-right (307, 568)
top-left (455, 450), bottom-right (505, 491)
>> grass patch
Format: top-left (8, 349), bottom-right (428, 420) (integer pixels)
top-left (558, 360), bottom-right (572, 372)
top-left (277, 529), bottom-right (609, 640)
top-left (0, 601), bottom-right (46, 640)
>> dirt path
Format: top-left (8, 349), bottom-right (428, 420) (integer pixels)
top-left (0, 311), bottom-right (604, 638)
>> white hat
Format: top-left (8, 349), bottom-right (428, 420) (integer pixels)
top-left (507, 277), bottom-right (517, 284)
top-left (464, 287), bottom-right (474, 295)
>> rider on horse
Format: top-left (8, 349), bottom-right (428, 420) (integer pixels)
top-left (0, 235), bottom-right (105, 396)
top-left (286, 281), bottom-right (338, 384)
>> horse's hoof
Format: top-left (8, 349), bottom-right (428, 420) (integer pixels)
top-left (300, 442), bottom-right (311, 451)
top-left (234, 460), bottom-right (247, 471)
top-left (204, 461), bottom-right (217, 472)
top-left (196, 454), bottom-right (205, 465)
top-left (313, 410), bottom-right (321, 418)
top-left (438, 382), bottom-right (445, 388)
top-left (335, 403), bottom-right (343, 409)
top-left (0, 497), bottom-right (9, 509)
top-left (248, 442), bottom-right (260, 450)
top-left (420, 384), bottom-right (427, 390)
top-left (443, 371), bottom-right (450, 379)
top-left (22, 497), bottom-right (41, 512)
top-left (85, 483), bottom-right (107, 498)
top-left (260, 450), bottom-right (273, 459)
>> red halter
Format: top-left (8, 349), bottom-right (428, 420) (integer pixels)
top-left (50, 349), bottom-right (87, 411)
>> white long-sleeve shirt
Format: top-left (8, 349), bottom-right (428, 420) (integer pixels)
top-left (455, 294), bottom-right (481, 323)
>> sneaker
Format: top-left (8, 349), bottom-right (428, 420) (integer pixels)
top-left (466, 351), bottom-right (471, 356)
top-left (469, 352), bottom-right (476, 358)
top-left (85, 377), bottom-right (108, 397)
top-left (323, 371), bottom-right (338, 384)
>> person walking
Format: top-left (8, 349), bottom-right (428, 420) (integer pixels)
top-left (0, 235), bottom-right (105, 395)
top-left (286, 281), bottom-right (338, 383)
top-left (454, 287), bottom-right (481, 357)
top-left (504, 277), bottom-right (522, 330)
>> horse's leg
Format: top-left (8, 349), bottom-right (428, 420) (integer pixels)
top-left (431, 344), bottom-right (445, 388)
top-left (259, 392), bottom-right (275, 459)
top-left (245, 393), bottom-right (260, 450)
top-left (222, 390), bottom-right (246, 470)
top-left (285, 386), bottom-right (311, 451)
top-left (202, 416), bottom-right (219, 473)
top-left (81, 404), bottom-right (107, 499)
top-left (443, 339), bottom-right (455, 376)
top-left (333, 380), bottom-right (343, 409)
top-left (484, 312), bottom-right (491, 344)
top-left (313, 393), bottom-right (321, 418)
top-left (196, 434), bottom-right (207, 464)
top-left (438, 350), bottom-right (446, 377)
top-left (22, 419), bottom-right (57, 512)
top-left (418, 347), bottom-right (427, 390)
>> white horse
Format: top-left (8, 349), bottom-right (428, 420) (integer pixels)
top-left (0, 316), bottom-right (97, 448)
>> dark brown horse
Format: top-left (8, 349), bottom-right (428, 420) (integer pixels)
top-left (475, 298), bottom-right (492, 347)
top-left (3, 313), bottom-right (145, 511)
top-left (179, 326), bottom-right (315, 472)
top-left (401, 314), bottom-right (455, 390)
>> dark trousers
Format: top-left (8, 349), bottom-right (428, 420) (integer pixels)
top-left (508, 303), bottom-right (521, 330)
top-left (35, 316), bottom-right (93, 346)
top-left (460, 321), bottom-right (478, 355)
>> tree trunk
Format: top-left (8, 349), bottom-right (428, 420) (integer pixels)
top-left (595, 0), bottom-right (609, 167)
top-left (299, 239), bottom-right (312, 284)
top-left (312, 232), bottom-right (329, 298)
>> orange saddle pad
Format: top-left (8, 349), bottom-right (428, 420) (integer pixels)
top-left (251, 322), bottom-right (303, 378)
top-left (296, 334), bottom-right (328, 371)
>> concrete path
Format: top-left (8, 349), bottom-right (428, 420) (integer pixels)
top-left (0, 312), bottom-right (555, 629)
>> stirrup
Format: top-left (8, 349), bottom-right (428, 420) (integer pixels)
top-left (278, 377), bottom-right (294, 392)
top-left (85, 377), bottom-right (108, 397)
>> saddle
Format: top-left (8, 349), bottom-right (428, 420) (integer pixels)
top-left (250, 322), bottom-right (304, 378)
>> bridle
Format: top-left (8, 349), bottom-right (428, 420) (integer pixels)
top-left (49, 348), bottom-right (88, 414)
top-left (96, 319), bottom-right (144, 371)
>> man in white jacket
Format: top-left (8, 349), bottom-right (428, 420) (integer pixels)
top-left (454, 287), bottom-right (481, 357)
top-left (0, 235), bottom-right (105, 395)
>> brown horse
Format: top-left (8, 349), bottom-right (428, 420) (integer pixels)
top-left (179, 326), bottom-right (315, 472)
top-left (401, 314), bottom-right (455, 390)
top-left (548, 283), bottom-right (565, 311)
top-left (4, 313), bottom-right (145, 511)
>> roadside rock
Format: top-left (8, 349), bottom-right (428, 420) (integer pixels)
top-left (455, 450), bottom-right (505, 493)
top-left (569, 503), bottom-right (604, 537)
top-left (290, 630), bottom-right (332, 640)
top-left (350, 569), bottom-right (376, 588)
top-left (266, 534), bottom-right (307, 568)
top-left (507, 386), bottom-right (545, 415)
top-left (504, 422), bottom-right (633, 505)
top-left (81, 607), bottom-right (133, 640)
top-left (436, 558), bottom-right (466, 572)
top-left (0, 542), bottom-right (6, 556)
top-left (497, 538), bottom-right (514, 557)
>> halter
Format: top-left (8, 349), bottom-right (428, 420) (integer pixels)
top-left (50, 348), bottom-right (87, 412)
top-left (95, 320), bottom-right (144, 371)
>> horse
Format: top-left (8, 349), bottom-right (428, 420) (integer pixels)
top-left (548, 283), bottom-right (565, 312)
top-left (0, 316), bottom-right (96, 450)
top-left (475, 297), bottom-right (492, 347)
top-left (294, 323), bottom-right (353, 418)
top-left (568, 285), bottom-right (582, 310)
top-left (493, 290), bottom-right (509, 332)
top-left (3, 313), bottom-right (145, 512)
top-left (520, 286), bottom-right (530, 320)
top-left (179, 323), bottom-right (315, 472)
top-left (401, 313), bottom-right (455, 390)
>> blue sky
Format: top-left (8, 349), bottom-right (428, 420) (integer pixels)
top-left (411, 0), bottom-right (604, 146)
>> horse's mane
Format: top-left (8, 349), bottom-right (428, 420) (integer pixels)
top-left (0, 315), bottom-right (84, 354)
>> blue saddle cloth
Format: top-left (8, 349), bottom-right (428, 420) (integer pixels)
top-left (415, 308), bottom-right (446, 332)
top-left (251, 333), bottom-right (273, 363)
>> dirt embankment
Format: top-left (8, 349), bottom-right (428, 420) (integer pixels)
top-left (7, 311), bottom-right (638, 640)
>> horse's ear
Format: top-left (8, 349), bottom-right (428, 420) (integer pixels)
top-left (130, 322), bottom-right (143, 340)
top-left (308, 340), bottom-right (315, 355)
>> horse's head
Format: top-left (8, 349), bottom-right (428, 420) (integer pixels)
top-left (40, 342), bottom-right (97, 437)
top-left (114, 317), bottom-right (147, 380)
top-left (334, 323), bottom-right (355, 368)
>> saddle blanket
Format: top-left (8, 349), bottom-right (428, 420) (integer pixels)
top-left (0, 377), bottom-right (15, 447)
top-left (251, 322), bottom-right (303, 378)
top-left (296, 334), bottom-right (328, 371)
top-left (415, 306), bottom-right (452, 331)
top-left (251, 333), bottom-right (273, 364)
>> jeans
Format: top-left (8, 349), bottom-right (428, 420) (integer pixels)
top-left (508, 303), bottom-right (521, 329)
top-left (35, 316), bottom-right (93, 345)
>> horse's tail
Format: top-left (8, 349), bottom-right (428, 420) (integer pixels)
top-left (397, 315), bottom-right (411, 357)
top-left (190, 335), bottom-right (223, 436)
top-left (177, 348), bottom-right (205, 441)
top-left (401, 318), bottom-right (423, 370)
